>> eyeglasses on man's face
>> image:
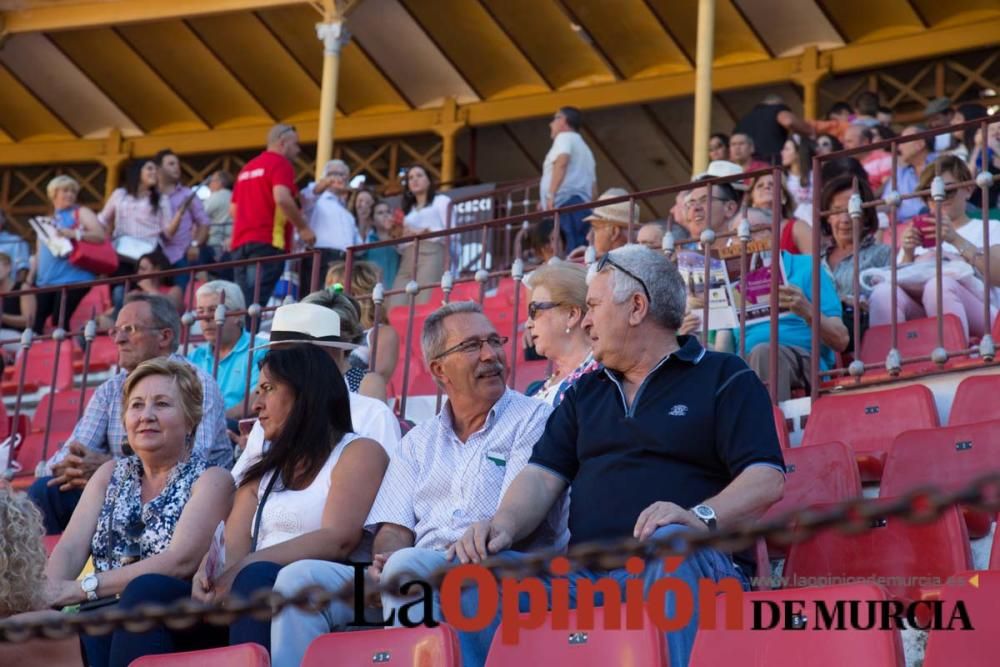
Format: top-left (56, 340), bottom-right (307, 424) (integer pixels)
top-left (109, 324), bottom-right (160, 339)
top-left (434, 335), bottom-right (509, 360)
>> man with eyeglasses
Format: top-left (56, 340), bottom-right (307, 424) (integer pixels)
top-left (451, 244), bottom-right (785, 667)
top-left (230, 124), bottom-right (317, 311)
top-left (27, 293), bottom-right (232, 534)
top-left (267, 301), bottom-right (567, 667)
top-left (540, 106), bottom-right (597, 252)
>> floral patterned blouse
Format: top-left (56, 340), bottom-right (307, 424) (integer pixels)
top-left (530, 352), bottom-right (599, 407)
top-left (91, 452), bottom-right (208, 572)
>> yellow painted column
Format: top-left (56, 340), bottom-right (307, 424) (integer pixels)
top-left (101, 129), bottom-right (128, 201)
top-left (437, 126), bottom-right (459, 190)
top-left (692, 0), bottom-right (715, 175)
top-left (794, 47), bottom-right (829, 122)
top-left (315, 16), bottom-right (345, 181)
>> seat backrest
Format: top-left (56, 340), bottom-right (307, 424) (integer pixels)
top-left (129, 643), bottom-right (269, 667)
top-left (784, 502), bottom-right (971, 604)
top-left (485, 606), bottom-right (666, 667)
top-left (949, 374), bottom-right (1000, 426)
top-left (302, 625), bottom-right (460, 667)
top-left (923, 570), bottom-right (1000, 666)
top-left (773, 405), bottom-right (791, 449)
top-left (689, 583), bottom-right (905, 667)
top-left (761, 441), bottom-right (862, 524)
top-left (859, 314), bottom-right (967, 367)
top-left (881, 420), bottom-right (1000, 497)
top-left (11, 341), bottom-right (76, 391)
top-left (801, 384), bottom-right (939, 480)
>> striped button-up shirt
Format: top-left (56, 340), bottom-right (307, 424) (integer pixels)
top-left (366, 388), bottom-right (569, 553)
top-left (98, 188), bottom-right (171, 242)
top-left (46, 353), bottom-right (233, 471)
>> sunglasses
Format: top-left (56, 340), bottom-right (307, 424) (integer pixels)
top-left (595, 254), bottom-right (652, 303)
top-left (528, 301), bottom-right (563, 320)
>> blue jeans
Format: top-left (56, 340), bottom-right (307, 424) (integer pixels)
top-left (231, 243), bottom-right (285, 315)
top-left (169, 256), bottom-right (191, 291)
top-left (27, 476), bottom-right (83, 535)
top-left (556, 195), bottom-right (591, 253)
top-left (456, 524), bottom-right (749, 667)
top-left (84, 562), bottom-right (281, 667)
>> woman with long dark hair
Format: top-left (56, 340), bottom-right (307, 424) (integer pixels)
top-left (388, 164), bottom-right (450, 307)
top-left (781, 135), bottom-right (816, 222)
top-left (196, 343), bottom-right (387, 651)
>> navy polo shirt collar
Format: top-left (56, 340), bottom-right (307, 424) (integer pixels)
top-left (600, 335), bottom-right (706, 417)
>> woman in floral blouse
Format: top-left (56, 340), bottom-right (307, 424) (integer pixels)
top-left (43, 358), bottom-right (233, 667)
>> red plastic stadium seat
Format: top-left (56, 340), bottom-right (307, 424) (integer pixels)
top-left (923, 570), bottom-right (1000, 666)
top-left (0, 399), bottom-right (8, 438)
top-left (784, 502), bottom-right (971, 605)
top-left (6, 341), bottom-right (76, 393)
top-left (69, 285), bottom-right (112, 333)
top-left (881, 420), bottom-right (1000, 538)
top-left (949, 374), bottom-right (1000, 426)
top-left (773, 406), bottom-right (790, 449)
top-left (388, 303), bottom-right (442, 398)
top-left (859, 314), bottom-right (967, 374)
top-left (760, 441), bottom-right (861, 555)
top-left (128, 643), bottom-right (269, 667)
top-left (689, 583), bottom-right (904, 667)
top-left (302, 626), bottom-right (460, 667)
top-left (801, 384), bottom-right (939, 481)
top-left (484, 607), bottom-right (667, 667)
top-left (42, 534), bottom-right (61, 556)
top-left (989, 524), bottom-right (1000, 570)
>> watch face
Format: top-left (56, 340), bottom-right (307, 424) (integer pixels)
top-left (694, 505), bottom-right (714, 520)
top-left (83, 575), bottom-right (98, 592)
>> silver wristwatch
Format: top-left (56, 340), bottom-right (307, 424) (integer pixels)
top-left (81, 573), bottom-right (100, 601)
top-left (691, 504), bottom-right (718, 531)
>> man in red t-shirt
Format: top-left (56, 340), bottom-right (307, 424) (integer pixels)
top-left (230, 124), bottom-right (316, 309)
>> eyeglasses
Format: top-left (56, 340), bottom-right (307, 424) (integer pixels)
top-left (595, 254), bottom-right (652, 303)
top-left (685, 195), bottom-right (728, 209)
top-left (433, 335), bottom-right (509, 360)
top-left (528, 301), bottom-right (563, 320)
top-left (108, 324), bottom-right (160, 338)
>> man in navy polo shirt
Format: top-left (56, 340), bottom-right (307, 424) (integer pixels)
top-left (452, 244), bottom-right (785, 667)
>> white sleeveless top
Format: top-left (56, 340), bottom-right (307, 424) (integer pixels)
top-left (253, 432), bottom-right (373, 560)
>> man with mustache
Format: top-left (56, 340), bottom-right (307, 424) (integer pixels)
top-left (268, 301), bottom-right (567, 667)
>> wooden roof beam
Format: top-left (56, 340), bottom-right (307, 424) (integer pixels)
top-left (0, 0), bottom-right (315, 36)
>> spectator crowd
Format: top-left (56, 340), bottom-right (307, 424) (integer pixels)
top-left (0, 93), bottom-right (997, 667)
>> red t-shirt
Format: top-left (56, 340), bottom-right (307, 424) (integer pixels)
top-left (231, 150), bottom-right (298, 251)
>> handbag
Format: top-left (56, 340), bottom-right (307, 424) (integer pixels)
top-left (67, 209), bottom-right (119, 275)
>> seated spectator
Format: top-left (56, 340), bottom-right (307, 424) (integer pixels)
top-left (968, 119), bottom-right (1000, 213)
top-left (0, 487), bottom-right (84, 666)
top-left (781, 135), bottom-right (816, 223)
top-left (861, 125), bottom-right (896, 194)
top-left (451, 244), bottom-right (784, 667)
top-left (815, 133), bottom-right (843, 155)
top-left (739, 229), bottom-right (849, 401)
top-left (326, 261), bottom-right (400, 388)
top-left (684, 166), bottom-right (742, 241)
top-left (109, 345), bottom-right (384, 661)
top-left (388, 165), bottom-right (450, 308)
top-left (889, 125), bottom-right (937, 221)
top-left (708, 133), bottom-right (729, 162)
top-left (924, 97), bottom-right (955, 154)
top-left (582, 188), bottom-right (634, 259)
top-left (299, 159), bottom-right (361, 273)
top-left (0, 251), bottom-right (36, 357)
top-left (819, 175), bottom-right (891, 352)
top-left (748, 172), bottom-right (810, 255)
top-left (523, 217), bottom-right (565, 264)
top-left (268, 301), bottom-right (567, 667)
top-left (523, 262), bottom-right (597, 405)
top-left (0, 211), bottom-right (30, 283)
top-left (187, 280), bottom-right (265, 420)
top-left (359, 199), bottom-right (400, 288)
top-left (877, 106), bottom-right (894, 128)
top-left (97, 250), bottom-right (183, 328)
top-left (231, 301), bottom-right (401, 486)
top-left (34, 175), bottom-right (107, 334)
top-left (951, 104), bottom-right (987, 163)
top-left (636, 222), bottom-right (666, 250)
top-left (28, 294), bottom-right (233, 535)
top-left (728, 132), bottom-right (770, 172)
top-left (42, 359), bottom-right (233, 667)
top-left (870, 155), bottom-right (1000, 340)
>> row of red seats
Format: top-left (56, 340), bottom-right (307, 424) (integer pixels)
top-left (783, 373), bottom-right (1000, 481)
top-left (127, 572), bottom-right (1000, 666)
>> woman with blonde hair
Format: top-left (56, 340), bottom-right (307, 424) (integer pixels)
top-left (326, 260), bottom-right (400, 388)
top-left (42, 358), bottom-right (234, 667)
top-left (523, 261), bottom-right (598, 406)
top-left (34, 174), bottom-right (107, 333)
top-left (0, 487), bottom-right (83, 666)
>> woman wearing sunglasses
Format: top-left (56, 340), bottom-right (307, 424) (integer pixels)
top-left (524, 261), bottom-right (598, 406)
top-left (42, 359), bottom-right (234, 667)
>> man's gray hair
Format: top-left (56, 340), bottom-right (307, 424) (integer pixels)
top-left (421, 301), bottom-right (484, 364)
top-left (323, 159), bottom-right (350, 177)
top-left (196, 280), bottom-right (246, 316)
top-left (588, 244), bottom-right (686, 331)
top-left (124, 293), bottom-right (181, 352)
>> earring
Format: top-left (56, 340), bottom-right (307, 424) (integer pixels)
top-left (565, 327), bottom-right (571, 334)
